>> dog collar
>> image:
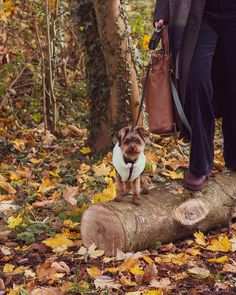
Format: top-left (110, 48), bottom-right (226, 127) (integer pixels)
top-left (112, 143), bottom-right (146, 182)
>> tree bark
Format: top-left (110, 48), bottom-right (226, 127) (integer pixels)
top-left (75, 0), bottom-right (112, 151)
top-left (81, 172), bottom-right (236, 256)
top-left (93, 0), bottom-right (142, 127)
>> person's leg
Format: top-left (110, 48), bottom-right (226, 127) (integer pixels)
top-left (184, 20), bottom-right (218, 181)
top-left (219, 8), bottom-right (236, 170)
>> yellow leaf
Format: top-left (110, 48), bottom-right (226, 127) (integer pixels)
top-left (208, 255), bottom-right (228, 263)
top-left (77, 163), bottom-right (90, 175)
top-left (120, 276), bottom-right (137, 287)
top-left (12, 265), bottom-right (29, 275)
top-left (162, 171), bottom-right (184, 180)
top-left (7, 171), bottom-right (21, 181)
top-left (49, 171), bottom-right (60, 178)
top-left (119, 259), bottom-right (140, 272)
top-left (80, 147), bottom-right (91, 155)
top-left (109, 169), bottom-right (116, 178)
top-left (161, 253), bottom-right (190, 265)
top-left (3, 263), bottom-right (15, 273)
top-left (7, 214), bottom-right (23, 229)
top-left (92, 177), bottom-right (116, 203)
top-left (11, 139), bottom-right (26, 151)
top-left (143, 290), bottom-right (163, 295)
top-left (130, 266), bottom-right (144, 275)
top-left (42, 234), bottom-right (74, 252)
top-left (142, 34), bottom-right (151, 51)
top-left (194, 231), bottom-right (207, 246)
top-left (187, 248), bottom-right (201, 256)
top-left (207, 235), bottom-right (232, 252)
top-left (143, 255), bottom-right (154, 265)
top-left (105, 267), bottom-right (119, 273)
top-left (38, 178), bottom-right (55, 193)
top-left (86, 266), bottom-right (102, 278)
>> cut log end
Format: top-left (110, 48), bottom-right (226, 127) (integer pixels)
top-left (81, 205), bottom-right (125, 256)
top-left (173, 198), bottom-right (209, 226)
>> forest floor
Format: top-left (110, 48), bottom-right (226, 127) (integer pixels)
top-left (0, 119), bottom-right (236, 295)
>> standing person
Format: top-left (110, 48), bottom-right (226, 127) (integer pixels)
top-left (153, 0), bottom-right (236, 191)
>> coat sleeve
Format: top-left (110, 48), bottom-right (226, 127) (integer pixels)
top-left (153, 0), bottom-right (169, 25)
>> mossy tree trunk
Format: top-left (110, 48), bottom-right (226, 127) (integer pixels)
top-left (75, 0), bottom-right (111, 151)
top-left (75, 0), bottom-right (142, 152)
top-left (93, 0), bottom-right (142, 129)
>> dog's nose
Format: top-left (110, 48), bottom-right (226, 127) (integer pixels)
top-left (131, 145), bottom-right (135, 151)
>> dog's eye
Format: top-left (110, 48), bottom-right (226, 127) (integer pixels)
top-left (134, 138), bottom-right (142, 144)
top-left (123, 139), bottom-right (130, 145)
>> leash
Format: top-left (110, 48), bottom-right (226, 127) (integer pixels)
top-left (134, 28), bottom-right (192, 136)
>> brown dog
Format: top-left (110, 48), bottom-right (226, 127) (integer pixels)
top-left (112, 126), bottom-right (150, 206)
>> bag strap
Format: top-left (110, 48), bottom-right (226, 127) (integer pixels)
top-left (170, 77), bottom-right (192, 135)
top-left (134, 62), bottom-right (152, 127)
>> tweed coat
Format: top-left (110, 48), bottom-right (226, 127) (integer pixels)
top-left (153, 0), bottom-right (222, 112)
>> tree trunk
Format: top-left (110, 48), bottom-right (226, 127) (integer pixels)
top-left (93, 0), bottom-right (142, 128)
top-left (75, 0), bottom-right (112, 151)
top-left (81, 172), bottom-right (236, 256)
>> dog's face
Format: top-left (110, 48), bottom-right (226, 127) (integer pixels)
top-left (117, 126), bottom-right (150, 161)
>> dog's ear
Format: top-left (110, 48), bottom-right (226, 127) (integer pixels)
top-left (135, 126), bottom-right (150, 143)
top-left (117, 127), bottom-right (131, 146)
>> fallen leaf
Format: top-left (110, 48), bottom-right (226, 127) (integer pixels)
top-left (80, 147), bottom-right (91, 154)
top-left (143, 255), bottom-right (154, 265)
top-left (0, 181), bottom-right (16, 194)
top-left (30, 287), bottom-right (63, 295)
top-left (51, 261), bottom-right (70, 274)
top-left (194, 231), bottom-right (207, 246)
top-left (86, 266), bottom-right (102, 278)
top-left (162, 171), bottom-right (184, 180)
top-left (38, 178), bottom-right (55, 193)
top-left (32, 199), bottom-right (55, 209)
top-left (120, 276), bottom-right (137, 287)
top-left (208, 255), bottom-right (228, 263)
top-left (94, 275), bottom-right (121, 290)
top-left (7, 214), bottom-right (22, 229)
top-left (63, 186), bottom-right (78, 207)
top-left (42, 234), bottom-right (74, 252)
top-left (88, 243), bottom-right (105, 259)
top-left (187, 267), bottom-right (210, 277)
top-left (150, 277), bottom-right (171, 289)
top-left (3, 263), bottom-right (15, 273)
top-left (93, 163), bottom-right (111, 177)
top-left (207, 235), bottom-right (232, 252)
top-left (222, 263), bottom-right (236, 273)
top-left (143, 263), bottom-right (158, 283)
top-left (0, 246), bottom-right (11, 255)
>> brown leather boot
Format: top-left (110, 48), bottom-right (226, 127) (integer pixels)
top-left (183, 172), bottom-right (209, 191)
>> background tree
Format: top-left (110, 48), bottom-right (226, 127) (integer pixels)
top-left (76, 0), bottom-right (144, 152)
top-left (75, 0), bottom-right (112, 151)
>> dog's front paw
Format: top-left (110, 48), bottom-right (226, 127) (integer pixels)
top-left (142, 187), bottom-right (149, 194)
top-left (114, 195), bottom-right (123, 202)
top-left (132, 198), bottom-right (141, 206)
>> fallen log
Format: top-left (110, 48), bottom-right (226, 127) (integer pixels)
top-left (81, 172), bottom-right (236, 256)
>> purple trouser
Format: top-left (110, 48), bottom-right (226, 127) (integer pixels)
top-left (184, 0), bottom-right (236, 175)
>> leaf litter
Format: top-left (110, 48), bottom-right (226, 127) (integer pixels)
top-left (0, 120), bottom-right (236, 294)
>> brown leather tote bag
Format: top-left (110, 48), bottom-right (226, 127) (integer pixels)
top-left (144, 28), bottom-right (175, 135)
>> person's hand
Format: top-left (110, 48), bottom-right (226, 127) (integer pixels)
top-left (155, 19), bottom-right (165, 29)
